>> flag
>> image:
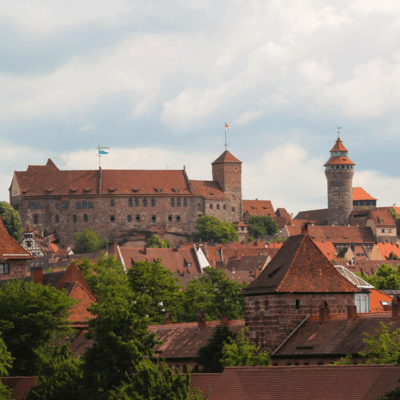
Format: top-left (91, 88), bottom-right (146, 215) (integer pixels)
top-left (99, 150), bottom-right (108, 155)
top-left (225, 123), bottom-right (230, 130)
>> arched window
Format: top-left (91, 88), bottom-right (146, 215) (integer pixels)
top-left (84, 214), bottom-right (88, 222)
top-left (217, 204), bottom-right (220, 210)
top-left (33, 214), bottom-right (38, 224)
top-left (73, 215), bottom-right (77, 223)
top-left (135, 198), bottom-right (139, 207)
top-left (129, 198), bottom-right (133, 207)
top-left (143, 198), bottom-right (147, 207)
top-left (176, 198), bottom-right (181, 207)
top-left (223, 204), bottom-right (226, 210)
top-left (210, 204), bottom-right (213, 209)
top-left (55, 215), bottom-right (59, 223)
top-left (171, 198), bottom-right (175, 207)
top-left (151, 198), bottom-right (155, 207)
top-left (110, 199), bottom-right (115, 207)
top-left (82, 201), bottom-right (87, 209)
top-left (127, 215), bottom-right (132, 222)
top-left (183, 198), bottom-right (187, 207)
top-left (231, 207), bottom-right (235, 212)
top-left (136, 214), bottom-right (140, 222)
top-left (76, 202), bottom-right (81, 209)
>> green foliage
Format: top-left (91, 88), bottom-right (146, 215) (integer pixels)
top-left (388, 208), bottom-right (400, 219)
top-left (389, 252), bottom-right (400, 260)
top-left (0, 202), bottom-right (23, 242)
top-left (248, 216), bottom-right (278, 238)
top-left (356, 264), bottom-right (400, 290)
top-left (221, 328), bottom-right (271, 367)
top-left (362, 206), bottom-right (369, 210)
top-left (332, 354), bottom-right (353, 365)
top-left (180, 267), bottom-right (247, 322)
top-left (379, 388), bottom-right (400, 399)
top-left (247, 236), bottom-right (255, 242)
top-left (0, 280), bottom-right (77, 376)
top-left (74, 229), bottom-right (109, 254)
top-left (194, 215), bottom-right (238, 243)
top-left (269, 237), bottom-right (287, 243)
top-left (147, 235), bottom-right (173, 248)
top-left (128, 259), bottom-right (183, 324)
top-left (0, 335), bottom-right (13, 400)
top-left (197, 325), bottom-right (236, 373)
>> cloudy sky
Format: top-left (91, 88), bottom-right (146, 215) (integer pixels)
top-left (1, 0), bottom-right (400, 214)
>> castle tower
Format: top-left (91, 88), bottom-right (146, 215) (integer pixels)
top-left (324, 137), bottom-right (355, 226)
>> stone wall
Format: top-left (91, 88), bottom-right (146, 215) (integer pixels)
top-left (0, 260), bottom-right (29, 281)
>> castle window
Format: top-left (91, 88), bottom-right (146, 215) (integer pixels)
top-left (55, 202), bottom-right (59, 209)
top-left (143, 198), bottom-right (147, 207)
top-left (82, 201), bottom-right (87, 209)
top-left (217, 204), bottom-right (220, 210)
top-left (152, 215), bottom-right (156, 222)
top-left (55, 215), bottom-right (60, 223)
top-left (176, 215), bottom-right (181, 222)
top-left (76, 202), bottom-right (81, 209)
top-left (210, 204), bottom-right (213, 209)
top-left (223, 204), bottom-right (226, 210)
top-left (171, 198), bottom-right (175, 207)
top-left (198, 203), bottom-right (201, 207)
top-left (255, 301), bottom-right (259, 311)
top-left (33, 214), bottom-right (38, 224)
top-left (110, 215), bottom-right (115, 222)
top-left (176, 198), bottom-right (181, 207)
top-left (129, 198), bottom-right (133, 207)
top-left (264, 300), bottom-right (268, 310)
top-left (110, 199), bottom-right (115, 207)
top-left (84, 214), bottom-right (88, 222)
top-left (135, 198), bottom-right (139, 207)
top-left (168, 215), bottom-right (172, 222)
top-left (183, 198), bottom-right (187, 207)
top-left (63, 202), bottom-right (69, 209)
top-left (136, 215), bottom-right (140, 222)
top-left (232, 207), bottom-right (235, 212)
top-left (73, 215), bottom-right (77, 223)
top-left (295, 299), bottom-right (300, 309)
top-left (0, 264), bottom-right (9, 275)
top-left (127, 215), bottom-right (132, 222)
top-left (88, 202), bottom-right (93, 208)
top-left (151, 198), bottom-right (156, 207)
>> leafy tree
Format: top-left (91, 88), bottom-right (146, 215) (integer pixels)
top-left (357, 264), bottom-right (400, 290)
top-left (221, 328), bottom-right (271, 367)
top-left (197, 325), bottom-right (236, 373)
top-left (0, 202), bottom-right (23, 242)
top-left (147, 235), bottom-right (172, 248)
top-left (181, 267), bottom-right (247, 322)
top-left (0, 280), bottom-right (77, 375)
top-left (389, 208), bottom-right (400, 219)
top-left (193, 216), bottom-right (238, 243)
top-left (248, 216), bottom-right (278, 238)
top-left (127, 259), bottom-right (183, 324)
top-left (74, 229), bottom-right (108, 254)
top-left (389, 252), bottom-right (400, 261)
top-left (0, 335), bottom-right (13, 400)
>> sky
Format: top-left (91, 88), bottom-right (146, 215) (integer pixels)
top-left (1, 0), bottom-right (400, 215)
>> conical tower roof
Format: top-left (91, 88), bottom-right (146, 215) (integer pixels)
top-left (330, 137), bottom-right (348, 152)
top-left (212, 150), bottom-right (242, 164)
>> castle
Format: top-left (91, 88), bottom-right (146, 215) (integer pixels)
top-left (9, 150), bottom-right (243, 246)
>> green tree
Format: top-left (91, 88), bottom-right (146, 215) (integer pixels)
top-left (388, 208), bottom-right (400, 219)
top-left (127, 259), bottom-right (183, 324)
top-left (74, 229), bottom-right (108, 254)
top-left (0, 280), bottom-right (77, 376)
top-left (147, 235), bottom-right (172, 248)
top-left (193, 216), bottom-right (238, 243)
top-left (0, 202), bottom-right (23, 242)
top-left (221, 328), bottom-right (270, 367)
top-left (0, 334), bottom-right (13, 400)
top-left (357, 264), bottom-right (400, 290)
top-left (197, 325), bottom-right (236, 373)
top-left (248, 216), bottom-right (278, 238)
top-left (181, 267), bottom-right (247, 322)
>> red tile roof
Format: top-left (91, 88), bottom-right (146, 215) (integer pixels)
top-left (330, 137), bottom-right (348, 152)
top-left (0, 218), bottom-right (34, 261)
top-left (242, 234), bottom-right (361, 295)
top-left (315, 241), bottom-right (338, 261)
top-left (324, 156), bottom-right (355, 166)
top-left (377, 243), bottom-right (400, 260)
top-left (189, 180), bottom-right (227, 199)
top-left (333, 259), bottom-right (400, 276)
top-left (1, 377), bottom-right (38, 400)
top-left (353, 187), bottom-right (377, 201)
top-left (369, 209), bottom-right (396, 227)
top-left (243, 200), bottom-right (275, 218)
top-left (307, 226), bottom-right (375, 245)
top-left (211, 150), bottom-right (242, 164)
top-left (369, 289), bottom-right (392, 312)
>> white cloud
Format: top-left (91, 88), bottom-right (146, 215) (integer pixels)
top-left (80, 124), bottom-right (100, 132)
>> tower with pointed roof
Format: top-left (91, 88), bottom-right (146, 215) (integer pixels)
top-left (324, 138), bottom-right (355, 226)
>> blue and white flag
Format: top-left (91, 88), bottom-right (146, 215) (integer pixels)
top-left (99, 150), bottom-right (108, 155)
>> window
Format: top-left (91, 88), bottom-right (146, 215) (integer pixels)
top-left (88, 202), bottom-right (93, 209)
top-left (176, 198), bottom-right (181, 207)
top-left (55, 215), bottom-right (60, 223)
top-left (198, 203), bottom-right (201, 207)
top-left (14, 204), bottom-right (19, 210)
top-left (0, 264), bottom-right (9, 275)
top-left (27, 241), bottom-right (32, 248)
top-left (223, 204), bottom-right (226, 210)
top-left (129, 198), bottom-right (133, 207)
top-left (210, 204), bottom-right (213, 209)
top-left (110, 215), bottom-right (115, 222)
top-left (73, 215), bottom-right (77, 223)
top-left (151, 198), bottom-right (155, 207)
top-left (255, 301), bottom-right (259, 311)
top-left (110, 199), bottom-right (115, 207)
top-left (176, 215), bottom-right (181, 222)
top-left (63, 202), bottom-right (69, 209)
top-left (264, 300), bottom-right (268, 310)
top-left (127, 215), bottom-right (132, 222)
top-left (217, 204), bottom-right (220, 210)
top-left (232, 207), bottom-right (235, 212)
top-left (136, 214), bottom-right (140, 222)
top-left (55, 202), bottom-right (59, 209)
top-left (33, 214), bottom-right (38, 224)
top-left (295, 299), bottom-right (300, 309)
top-left (183, 198), bottom-right (187, 207)
top-left (29, 202), bottom-right (41, 209)
top-left (143, 198), bottom-right (147, 207)
top-left (84, 214), bottom-right (88, 222)
top-left (168, 215), bottom-right (172, 222)
top-left (171, 198), bottom-right (175, 207)
top-left (152, 215), bottom-right (156, 222)
top-left (76, 202), bottom-right (81, 209)
top-left (82, 201), bottom-right (87, 209)
top-left (135, 198), bottom-right (139, 207)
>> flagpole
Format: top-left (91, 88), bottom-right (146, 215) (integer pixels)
top-left (225, 122), bottom-right (227, 151)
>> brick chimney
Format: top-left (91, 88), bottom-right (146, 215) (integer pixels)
top-left (319, 301), bottom-right (329, 325)
top-left (198, 309), bottom-right (206, 330)
top-left (220, 314), bottom-right (229, 327)
top-left (301, 223), bottom-right (309, 234)
top-left (347, 305), bottom-right (357, 323)
top-left (31, 267), bottom-right (43, 284)
top-left (392, 295), bottom-right (400, 321)
top-left (107, 242), bottom-right (119, 258)
top-left (164, 312), bottom-right (173, 325)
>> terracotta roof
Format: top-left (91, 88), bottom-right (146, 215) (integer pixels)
top-left (211, 150), bottom-right (242, 164)
top-left (0, 218), bottom-right (34, 261)
top-left (189, 180), bottom-right (228, 199)
top-left (275, 208), bottom-right (291, 223)
top-left (330, 137), bottom-right (348, 152)
top-left (194, 365), bottom-right (400, 400)
top-left (243, 200), bottom-right (275, 218)
top-left (307, 226), bottom-right (375, 245)
top-left (1, 377), bottom-right (38, 400)
top-left (227, 255), bottom-right (268, 272)
top-left (24, 224), bottom-right (34, 233)
top-left (333, 259), bottom-right (400, 276)
top-left (190, 374), bottom-right (220, 398)
top-left (315, 241), bottom-right (338, 261)
top-left (369, 289), bottom-right (392, 312)
top-left (324, 156), bottom-right (355, 166)
top-left (376, 243), bottom-right (400, 260)
top-left (149, 320), bottom-right (245, 359)
top-left (242, 234), bottom-right (361, 295)
top-left (369, 209), bottom-right (396, 227)
top-left (353, 187), bottom-right (377, 201)
top-left (69, 328), bottom-right (94, 356)
top-left (294, 209), bottom-right (328, 225)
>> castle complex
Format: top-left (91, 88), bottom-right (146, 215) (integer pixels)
top-left (9, 150), bottom-right (243, 246)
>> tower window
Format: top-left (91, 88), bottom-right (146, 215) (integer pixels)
top-left (176, 215), bottom-right (181, 222)
top-left (296, 299), bottom-right (300, 309)
top-left (183, 198), bottom-right (187, 207)
top-left (152, 215), bottom-right (156, 222)
top-left (129, 198), bottom-right (133, 207)
top-left (84, 214), bottom-right (88, 222)
top-left (135, 198), bottom-right (139, 207)
top-left (217, 204), bottom-right (220, 210)
top-left (73, 215), bottom-right (77, 223)
top-left (55, 215), bottom-right (60, 223)
top-left (171, 198), bottom-right (175, 207)
top-left (127, 215), bottom-right (132, 222)
top-left (136, 215), bottom-right (140, 222)
top-left (110, 215), bottom-right (115, 222)
top-left (143, 198), bottom-right (147, 207)
top-left (232, 207), bottom-right (235, 212)
top-left (198, 203), bottom-right (201, 207)
top-left (110, 199), bottom-right (115, 207)
top-left (264, 300), bottom-right (268, 310)
top-left (168, 215), bottom-right (172, 222)
top-left (33, 214), bottom-right (39, 224)
top-left (223, 204), bottom-right (226, 210)
top-left (151, 198), bottom-right (155, 207)
top-left (176, 198), bottom-right (181, 207)
top-left (55, 202), bottom-right (59, 209)
top-left (76, 202), bottom-right (81, 209)
top-left (88, 202), bottom-right (93, 209)
top-left (210, 204), bottom-right (213, 209)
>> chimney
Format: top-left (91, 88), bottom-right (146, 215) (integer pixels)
top-left (164, 312), bottom-right (174, 325)
top-left (254, 268), bottom-right (259, 278)
top-left (220, 314), bottom-right (229, 327)
top-left (301, 223), bottom-right (309, 234)
top-left (347, 305), bottom-right (357, 323)
top-left (392, 295), bottom-right (400, 321)
top-left (31, 267), bottom-right (43, 284)
top-left (198, 309), bottom-right (206, 330)
top-left (319, 301), bottom-right (329, 325)
top-left (107, 242), bottom-right (119, 258)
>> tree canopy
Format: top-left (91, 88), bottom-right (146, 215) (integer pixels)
top-left (357, 264), bottom-right (400, 290)
top-left (247, 216), bottom-right (278, 238)
top-left (74, 229), bottom-right (108, 254)
top-left (0, 201), bottom-right (23, 242)
top-left (0, 334), bottom-right (13, 400)
top-left (147, 235), bottom-right (172, 248)
top-left (193, 215), bottom-right (238, 243)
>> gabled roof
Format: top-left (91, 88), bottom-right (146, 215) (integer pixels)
top-left (241, 234), bottom-right (361, 295)
top-left (189, 180), bottom-right (227, 199)
top-left (243, 200), bottom-right (275, 218)
top-left (212, 150), bottom-right (241, 164)
top-left (324, 156), bottom-right (355, 166)
top-left (307, 226), bottom-right (375, 244)
top-left (377, 243), bottom-right (400, 260)
top-left (330, 137), bottom-right (348, 152)
top-left (353, 187), bottom-right (377, 201)
top-left (369, 209), bottom-right (396, 227)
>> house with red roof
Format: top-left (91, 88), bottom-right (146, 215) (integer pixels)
top-left (353, 187), bottom-right (377, 209)
top-left (242, 199), bottom-right (275, 222)
top-left (20, 224), bottom-right (57, 257)
top-left (366, 209), bottom-right (397, 243)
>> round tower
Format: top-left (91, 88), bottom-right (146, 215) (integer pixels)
top-left (324, 137), bottom-right (355, 226)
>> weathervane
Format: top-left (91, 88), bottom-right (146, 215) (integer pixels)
top-left (338, 127), bottom-right (341, 137)
top-left (224, 122), bottom-right (230, 150)
top-left (97, 145), bottom-right (109, 168)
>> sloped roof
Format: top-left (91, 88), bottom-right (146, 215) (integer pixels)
top-left (241, 234), bottom-right (361, 295)
top-left (315, 241), bottom-right (338, 261)
top-left (1, 377), bottom-right (38, 400)
top-left (275, 208), bottom-right (291, 223)
top-left (369, 209), bottom-right (396, 227)
top-left (307, 226), bottom-right (375, 244)
top-left (0, 218), bottom-right (33, 260)
top-left (369, 289), bottom-right (392, 312)
top-left (377, 243), bottom-right (400, 260)
top-left (294, 209), bottom-right (328, 225)
top-left (243, 200), bottom-right (275, 218)
top-left (353, 187), bottom-right (376, 201)
top-left (189, 180), bottom-right (227, 199)
top-left (330, 137), bottom-right (348, 152)
top-left (324, 156), bottom-right (355, 166)
top-left (333, 259), bottom-right (400, 276)
top-left (211, 150), bottom-right (241, 164)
